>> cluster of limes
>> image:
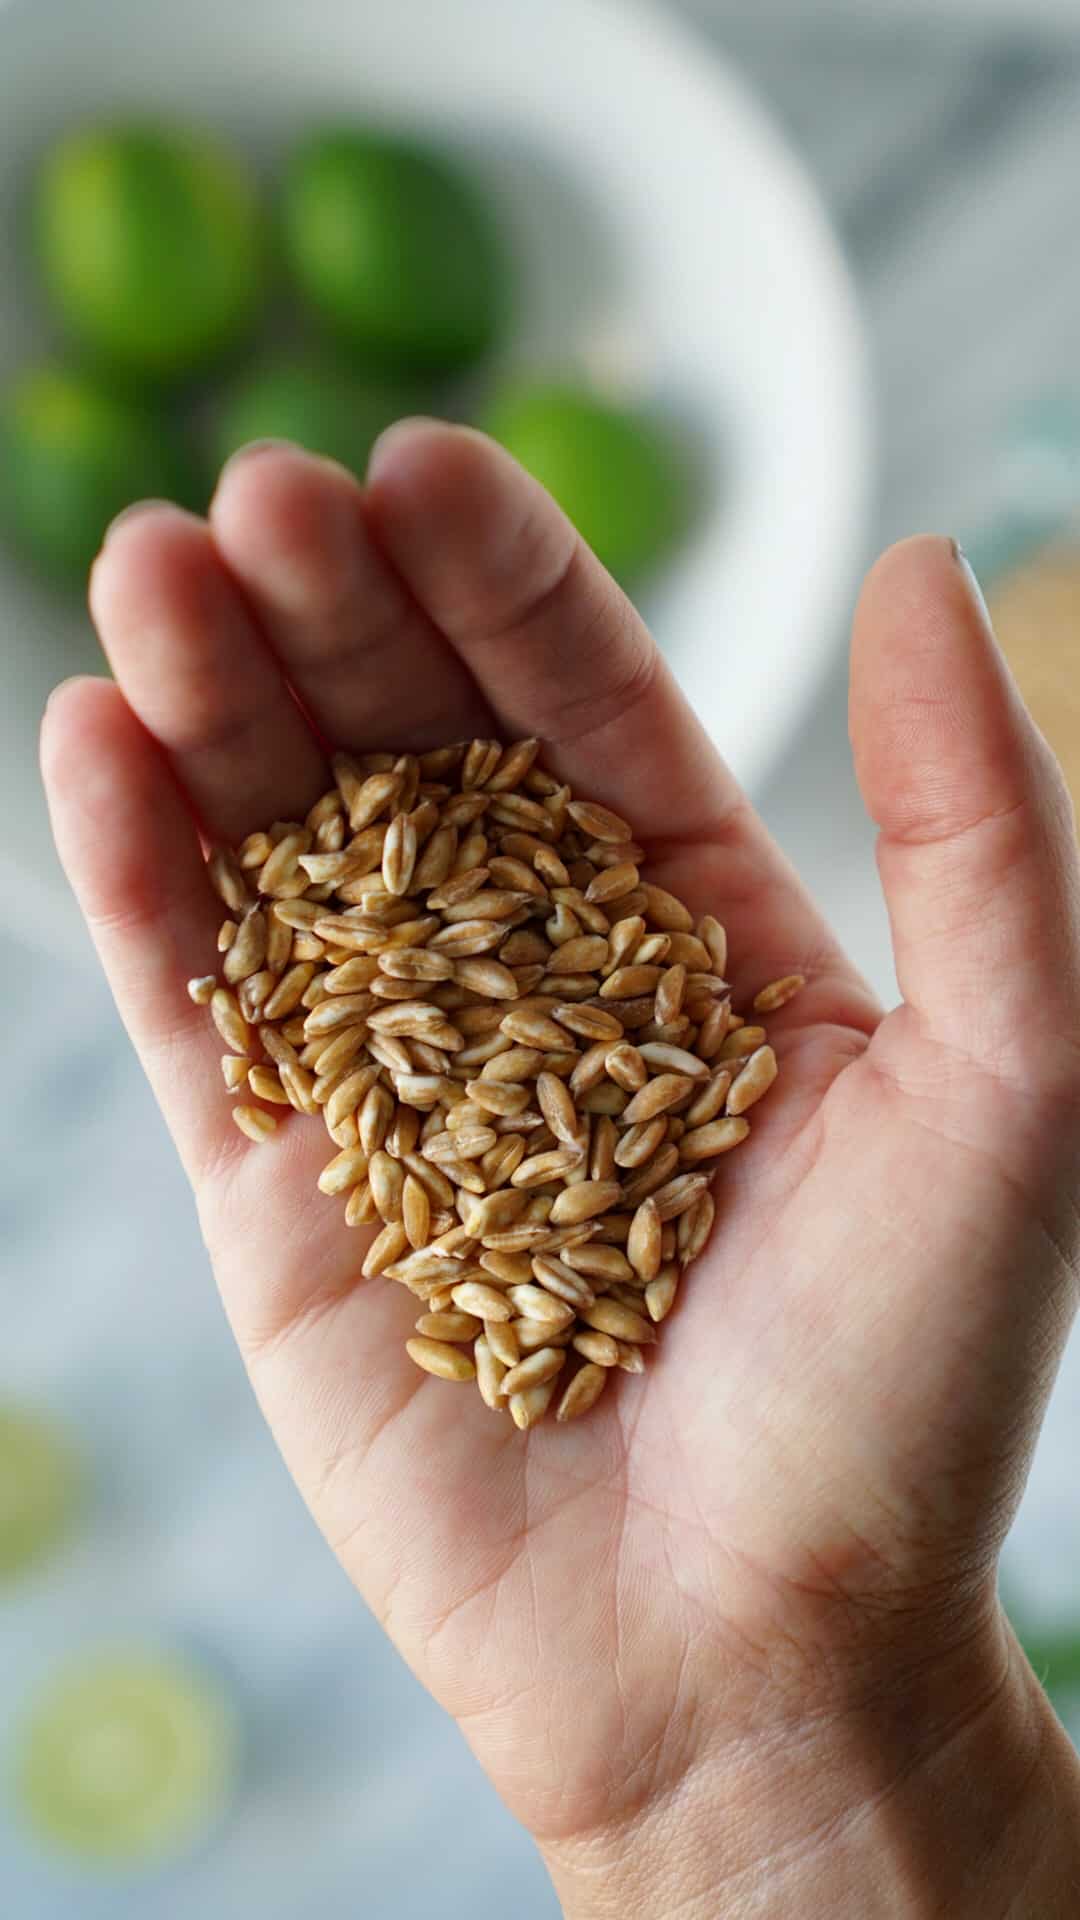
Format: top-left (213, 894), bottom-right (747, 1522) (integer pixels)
top-left (0, 120), bottom-right (688, 588)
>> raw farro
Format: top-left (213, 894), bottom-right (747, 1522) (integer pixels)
top-left (190, 737), bottom-right (789, 1425)
top-left (555, 1362), bottom-right (608, 1421)
top-left (754, 974), bottom-right (805, 1014)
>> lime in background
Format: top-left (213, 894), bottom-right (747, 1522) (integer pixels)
top-left (483, 380), bottom-right (689, 582)
top-left (280, 130), bottom-right (508, 372)
top-left (0, 365), bottom-right (196, 581)
top-left (0, 1405), bottom-right (79, 1581)
top-left (35, 124), bottom-right (265, 382)
top-left (214, 360), bottom-right (417, 478)
top-left (16, 1648), bottom-right (237, 1870)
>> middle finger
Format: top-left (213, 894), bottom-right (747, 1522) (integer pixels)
top-left (209, 442), bottom-right (491, 752)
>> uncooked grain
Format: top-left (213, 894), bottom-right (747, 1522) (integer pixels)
top-left (190, 738), bottom-right (792, 1425)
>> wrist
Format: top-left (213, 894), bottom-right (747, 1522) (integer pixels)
top-left (541, 1605), bottom-right (1080, 1919)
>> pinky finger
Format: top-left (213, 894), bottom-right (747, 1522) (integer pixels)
top-left (41, 677), bottom-right (242, 1185)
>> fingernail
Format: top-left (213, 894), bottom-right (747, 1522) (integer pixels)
top-left (102, 497), bottom-right (176, 545)
top-left (220, 437), bottom-right (300, 478)
top-left (950, 538), bottom-right (994, 629)
top-left (366, 414), bottom-right (448, 478)
top-left (44, 673), bottom-right (98, 719)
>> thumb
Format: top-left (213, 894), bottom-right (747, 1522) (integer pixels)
top-left (850, 535), bottom-right (1080, 1072)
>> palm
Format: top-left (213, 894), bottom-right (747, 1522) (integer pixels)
top-left (44, 428), bottom-right (1080, 1852)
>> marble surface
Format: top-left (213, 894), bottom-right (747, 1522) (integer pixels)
top-left (5, 6), bottom-right (1080, 1914)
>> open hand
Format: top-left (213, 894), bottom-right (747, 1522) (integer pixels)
top-left (43, 425), bottom-right (1080, 1915)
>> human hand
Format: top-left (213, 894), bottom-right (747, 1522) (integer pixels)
top-left (43, 426), bottom-right (1080, 1915)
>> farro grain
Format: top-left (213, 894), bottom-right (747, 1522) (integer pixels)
top-left (572, 1329), bottom-right (620, 1366)
top-left (406, 1338), bottom-right (476, 1383)
top-left (645, 1265), bottom-right (680, 1323)
top-left (248, 1064), bottom-right (290, 1105)
top-left (555, 1363), bottom-right (607, 1421)
top-left (484, 1319), bottom-right (521, 1368)
top-left (513, 1317), bottom-right (572, 1354)
top-left (627, 1198), bottom-right (663, 1282)
top-left (530, 1254), bottom-right (596, 1311)
top-left (612, 1118), bottom-right (667, 1170)
top-left (580, 1299), bottom-right (655, 1344)
top-left (451, 1280), bottom-right (515, 1322)
top-left (509, 1378), bottom-right (558, 1429)
top-left (605, 1042), bottom-right (647, 1092)
top-left (754, 974), bottom-right (805, 1013)
top-left (679, 1117), bottom-right (749, 1163)
top-left (211, 988), bottom-right (252, 1056)
top-left (474, 1335), bottom-right (508, 1410)
top-left (411, 1305), bottom-right (478, 1336)
top-left (209, 848), bottom-right (251, 913)
top-left (506, 1285), bottom-right (576, 1331)
top-left (588, 1114), bottom-right (617, 1182)
top-left (499, 1347), bottom-right (566, 1397)
top-left (363, 1222), bottom-right (410, 1278)
top-left (650, 1172), bottom-right (710, 1222)
top-left (726, 1045), bottom-right (778, 1115)
top-left (677, 1191), bottom-right (715, 1263)
top-left (622, 1073), bottom-right (696, 1124)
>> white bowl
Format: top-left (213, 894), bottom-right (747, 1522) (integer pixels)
top-left (0, 0), bottom-right (870, 957)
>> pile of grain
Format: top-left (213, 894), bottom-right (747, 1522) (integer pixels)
top-left (188, 738), bottom-right (801, 1427)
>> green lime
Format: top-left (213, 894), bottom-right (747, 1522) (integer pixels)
top-left (215, 360), bottom-right (416, 478)
top-left (0, 1405), bottom-right (79, 1580)
top-left (17, 1648), bottom-right (237, 1867)
top-left (0, 365), bottom-right (197, 585)
top-left (483, 380), bottom-right (689, 582)
top-left (281, 129), bottom-right (507, 371)
top-left (35, 123), bottom-right (264, 381)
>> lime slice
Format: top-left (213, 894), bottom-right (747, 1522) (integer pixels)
top-left (215, 360), bottom-right (416, 478)
top-left (0, 365), bottom-right (198, 585)
top-left (482, 380), bottom-right (690, 583)
top-left (281, 129), bottom-right (508, 371)
top-left (17, 1649), bottom-right (237, 1867)
top-left (0, 1405), bottom-right (78, 1580)
top-left (35, 122), bottom-right (265, 381)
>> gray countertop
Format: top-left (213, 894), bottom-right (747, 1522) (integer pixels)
top-left (5, 9), bottom-right (1080, 1914)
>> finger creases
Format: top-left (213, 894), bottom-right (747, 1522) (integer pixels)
top-left (89, 503), bottom-right (327, 840)
top-left (209, 443), bottom-right (490, 752)
top-left (41, 676), bottom-right (240, 1184)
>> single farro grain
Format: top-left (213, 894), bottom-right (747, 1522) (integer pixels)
top-left (555, 1363), bottom-right (608, 1421)
top-left (499, 1346), bottom-right (567, 1397)
top-left (509, 1378), bottom-right (559, 1429)
top-left (754, 974), bottom-right (805, 1013)
top-left (232, 1105), bottom-right (278, 1143)
top-left (475, 1335), bottom-right (508, 1410)
top-left (726, 1045), bottom-right (779, 1115)
top-left (406, 1338), bottom-right (476, 1383)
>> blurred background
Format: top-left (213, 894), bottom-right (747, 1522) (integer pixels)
top-left (3, 0), bottom-right (1080, 1913)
